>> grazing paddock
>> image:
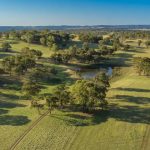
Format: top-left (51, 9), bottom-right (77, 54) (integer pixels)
top-left (0, 39), bottom-right (51, 57)
top-left (0, 39), bottom-right (150, 150)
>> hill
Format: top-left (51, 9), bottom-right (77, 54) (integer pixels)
top-left (1, 25), bottom-right (150, 31)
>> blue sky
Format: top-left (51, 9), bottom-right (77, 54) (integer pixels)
top-left (0, 0), bottom-right (150, 26)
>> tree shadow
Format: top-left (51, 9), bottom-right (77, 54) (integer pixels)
top-left (0, 115), bottom-right (31, 126)
top-left (112, 87), bottom-right (150, 93)
top-left (70, 41), bottom-right (82, 48)
top-left (109, 104), bottom-right (150, 124)
top-left (0, 109), bottom-right (9, 115)
top-left (115, 95), bottom-right (150, 104)
top-left (10, 41), bottom-right (19, 44)
top-left (109, 53), bottom-right (134, 67)
top-left (0, 100), bottom-right (26, 109)
top-left (52, 70), bottom-right (75, 85)
top-left (128, 48), bottom-right (144, 53)
top-left (125, 40), bottom-right (135, 43)
top-left (50, 114), bottom-right (91, 126)
top-left (0, 48), bottom-right (19, 53)
top-left (0, 76), bottom-right (21, 91)
top-left (0, 92), bottom-right (19, 101)
top-left (50, 110), bottom-right (109, 126)
top-left (39, 65), bottom-right (74, 86)
top-left (9, 49), bottom-right (19, 53)
top-left (50, 101), bottom-right (150, 126)
top-left (0, 53), bottom-right (12, 59)
top-left (41, 77), bottom-right (62, 85)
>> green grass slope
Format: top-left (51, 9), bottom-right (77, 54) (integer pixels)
top-left (0, 39), bottom-right (51, 58)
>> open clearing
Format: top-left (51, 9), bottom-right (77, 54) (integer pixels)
top-left (0, 39), bottom-right (150, 150)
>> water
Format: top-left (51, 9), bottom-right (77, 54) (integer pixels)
top-left (75, 67), bottom-right (113, 79)
top-left (107, 67), bottom-right (113, 76)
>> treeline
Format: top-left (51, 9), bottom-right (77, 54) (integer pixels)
top-left (0, 30), bottom-right (71, 50)
top-left (1, 46), bottom-right (58, 94)
top-left (50, 44), bottom-right (116, 64)
top-left (2, 47), bottom-right (42, 75)
top-left (49, 35), bottom-right (130, 64)
top-left (112, 31), bottom-right (150, 42)
top-left (79, 33), bottom-right (103, 43)
top-left (0, 42), bottom-right (11, 52)
top-left (134, 57), bottom-right (150, 76)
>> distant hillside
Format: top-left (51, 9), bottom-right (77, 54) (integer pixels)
top-left (0, 25), bottom-right (150, 31)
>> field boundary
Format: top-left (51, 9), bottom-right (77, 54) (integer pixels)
top-left (10, 111), bottom-right (50, 150)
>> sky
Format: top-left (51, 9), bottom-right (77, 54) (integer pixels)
top-left (0, 0), bottom-right (150, 26)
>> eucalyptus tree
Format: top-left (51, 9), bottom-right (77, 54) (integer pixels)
top-left (40, 37), bottom-right (47, 46)
top-left (53, 84), bottom-right (70, 108)
top-left (21, 47), bottom-right (43, 59)
top-left (145, 41), bottom-right (150, 48)
top-left (70, 79), bottom-right (108, 112)
top-left (22, 79), bottom-right (42, 98)
top-left (95, 72), bottom-right (110, 88)
top-left (45, 95), bottom-right (57, 114)
top-left (2, 56), bottom-right (15, 75)
top-left (31, 99), bottom-right (44, 115)
top-left (2, 54), bottom-right (36, 76)
top-left (1, 42), bottom-right (11, 52)
top-left (138, 40), bottom-right (142, 47)
top-left (134, 57), bottom-right (150, 76)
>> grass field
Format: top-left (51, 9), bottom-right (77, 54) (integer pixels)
top-left (0, 39), bottom-right (150, 150)
top-left (0, 39), bottom-right (51, 58)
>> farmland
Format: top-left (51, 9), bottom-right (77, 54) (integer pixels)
top-left (0, 33), bottom-right (150, 150)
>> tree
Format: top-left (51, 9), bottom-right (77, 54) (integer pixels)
top-left (25, 66), bottom-right (57, 82)
top-left (13, 56), bottom-right (36, 75)
top-left (9, 31), bottom-right (21, 40)
top-left (82, 42), bottom-right (89, 51)
top-left (51, 43), bottom-right (59, 51)
top-left (123, 44), bottom-right (130, 51)
top-left (133, 57), bottom-right (143, 75)
top-left (141, 57), bottom-right (150, 76)
top-left (99, 45), bottom-right (108, 50)
top-left (70, 80), bottom-right (89, 111)
top-left (0, 32), bottom-right (2, 39)
top-left (22, 80), bottom-right (42, 98)
top-left (26, 33), bottom-right (34, 43)
top-left (21, 47), bottom-right (43, 59)
top-left (40, 37), bottom-right (46, 46)
top-left (2, 56), bottom-right (14, 75)
top-left (50, 51), bottom-right (71, 64)
top-left (0, 68), bottom-right (5, 74)
top-left (4, 33), bottom-right (9, 39)
top-left (134, 57), bottom-right (150, 76)
top-left (138, 40), bottom-right (142, 47)
top-left (145, 41), bottom-right (150, 48)
top-left (50, 53), bottom-right (62, 64)
top-left (1, 42), bottom-right (11, 52)
top-left (95, 72), bottom-right (110, 88)
top-left (31, 99), bottom-right (44, 115)
top-left (79, 33), bottom-right (102, 43)
top-left (70, 79), bottom-right (108, 112)
top-left (53, 84), bottom-right (70, 108)
top-left (69, 45), bottom-right (77, 57)
top-left (45, 95), bottom-right (57, 114)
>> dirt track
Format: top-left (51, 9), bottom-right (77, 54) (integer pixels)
top-left (10, 111), bottom-right (50, 150)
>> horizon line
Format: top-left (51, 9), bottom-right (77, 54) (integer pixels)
top-left (0, 24), bottom-right (150, 27)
